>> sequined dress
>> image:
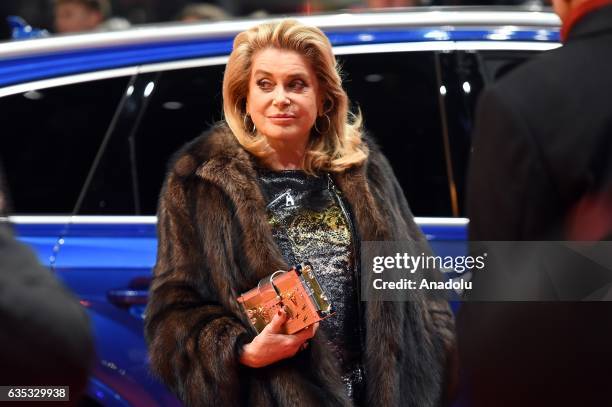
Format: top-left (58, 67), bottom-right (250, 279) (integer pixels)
top-left (256, 168), bottom-right (364, 402)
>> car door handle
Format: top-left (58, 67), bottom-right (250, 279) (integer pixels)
top-left (107, 289), bottom-right (149, 306)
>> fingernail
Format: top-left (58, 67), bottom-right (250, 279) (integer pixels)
top-left (277, 309), bottom-right (283, 316)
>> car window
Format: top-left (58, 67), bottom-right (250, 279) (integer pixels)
top-left (83, 53), bottom-right (451, 217)
top-left (133, 65), bottom-right (225, 215)
top-left (338, 51), bottom-right (452, 217)
top-left (64, 50), bottom-right (541, 218)
top-left (437, 51), bottom-right (484, 217)
top-left (77, 64), bottom-right (226, 215)
top-left (438, 50), bottom-right (540, 216)
top-left (0, 76), bottom-right (132, 214)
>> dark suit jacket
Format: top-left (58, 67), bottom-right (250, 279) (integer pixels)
top-left (461, 6), bottom-right (612, 407)
top-left (0, 166), bottom-right (93, 403)
top-left (468, 5), bottom-right (612, 241)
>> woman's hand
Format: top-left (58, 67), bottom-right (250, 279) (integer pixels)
top-left (239, 307), bottom-right (319, 368)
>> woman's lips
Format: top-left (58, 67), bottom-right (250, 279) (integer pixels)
top-left (268, 115), bottom-right (296, 124)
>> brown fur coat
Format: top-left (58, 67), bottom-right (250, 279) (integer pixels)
top-left (144, 123), bottom-right (455, 406)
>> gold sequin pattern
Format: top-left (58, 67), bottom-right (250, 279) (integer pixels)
top-left (257, 169), bottom-right (364, 401)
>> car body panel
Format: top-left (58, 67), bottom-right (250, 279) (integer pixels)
top-left (0, 28), bottom-right (559, 87)
top-left (20, 216), bottom-right (465, 304)
top-left (11, 219), bottom-right (64, 266)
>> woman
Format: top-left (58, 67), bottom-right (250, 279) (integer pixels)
top-left (145, 19), bottom-right (455, 407)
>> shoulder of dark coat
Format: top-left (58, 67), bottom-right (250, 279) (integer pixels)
top-left (360, 129), bottom-right (396, 180)
top-left (361, 129), bottom-right (381, 156)
top-left (484, 42), bottom-right (583, 109)
top-left (164, 121), bottom-right (242, 179)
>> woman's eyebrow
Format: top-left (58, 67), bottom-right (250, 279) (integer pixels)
top-left (253, 69), bottom-right (272, 77)
top-left (286, 72), bottom-right (308, 79)
top-left (252, 69), bottom-right (308, 79)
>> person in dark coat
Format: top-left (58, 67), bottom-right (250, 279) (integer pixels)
top-left (462, 0), bottom-right (612, 405)
top-left (0, 164), bottom-right (94, 402)
top-left (467, 0), bottom-right (612, 241)
top-left (144, 19), bottom-right (455, 407)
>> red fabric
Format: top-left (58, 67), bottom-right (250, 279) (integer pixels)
top-left (561, 0), bottom-right (612, 41)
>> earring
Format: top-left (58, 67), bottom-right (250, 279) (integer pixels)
top-left (243, 113), bottom-right (256, 134)
top-left (314, 114), bottom-right (331, 134)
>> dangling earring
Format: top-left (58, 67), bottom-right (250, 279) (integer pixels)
top-left (314, 114), bottom-right (331, 134)
top-left (243, 113), bottom-right (256, 134)
top-left (323, 114), bottom-right (331, 133)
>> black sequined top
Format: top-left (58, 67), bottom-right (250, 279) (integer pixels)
top-left (256, 168), bottom-right (364, 402)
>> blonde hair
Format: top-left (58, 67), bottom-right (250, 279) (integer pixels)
top-left (222, 19), bottom-right (368, 173)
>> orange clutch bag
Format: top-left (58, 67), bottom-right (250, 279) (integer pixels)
top-left (237, 263), bottom-right (334, 335)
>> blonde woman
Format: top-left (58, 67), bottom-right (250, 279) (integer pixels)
top-left (145, 19), bottom-right (455, 407)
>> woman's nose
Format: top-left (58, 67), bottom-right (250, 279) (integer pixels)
top-left (272, 88), bottom-right (290, 106)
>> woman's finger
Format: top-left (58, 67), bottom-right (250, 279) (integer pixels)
top-left (264, 307), bottom-right (287, 334)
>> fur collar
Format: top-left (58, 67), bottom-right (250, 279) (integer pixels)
top-left (178, 123), bottom-right (392, 282)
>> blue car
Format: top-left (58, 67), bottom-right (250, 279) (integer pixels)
top-left (0, 7), bottom-right (560, 406)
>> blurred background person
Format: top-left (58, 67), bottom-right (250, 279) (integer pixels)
top-left (54, 0), bottom-right (129, 33)
top-left (177, 3), bottom-right (230, 21)
top-left (54, 0), bottom-right (108, 33)
top-left (0, 162), bottom-right (94, 403)
top-left (365, 0), bottom-right (425, 7)
top-left (461, 0), bottom-right (612, 405)
top-left (466, 0), bottom-right (612, 242)
top-left (4, 0), bottom-right (553, 35)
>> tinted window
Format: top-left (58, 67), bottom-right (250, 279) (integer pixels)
top-left (76, 74), bottom-right (141, 215)
top-left (438, 51), bottom-right (484, 217)
top-left (439, 50), bottom-right (540, 216)
top-left (0, 76), bottom-right (131, 214)
top-left (134, 65), bottom-right (225, 214)
top-left (339, 51), bottom-right (451, 217)
top-left (78, 64), bottom-right (225, 215)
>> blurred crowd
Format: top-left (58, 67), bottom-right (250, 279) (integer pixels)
top-left (0, 0), bottom-right (550, 38)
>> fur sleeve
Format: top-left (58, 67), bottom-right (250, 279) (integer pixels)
top-left (366, 139), bottom-right (458, 402)
top-left (385, 156), bottom-right (456, 352)
top-left (144, 167), bottom-right (251, 407)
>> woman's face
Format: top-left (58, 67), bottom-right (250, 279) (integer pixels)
top-left (246, 48), bottom-right (321, 147)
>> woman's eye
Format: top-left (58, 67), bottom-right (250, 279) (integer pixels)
top-left (289, 80), bottom-right (306, 91)
top-left (257, 80), bottom-right (273, 91)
